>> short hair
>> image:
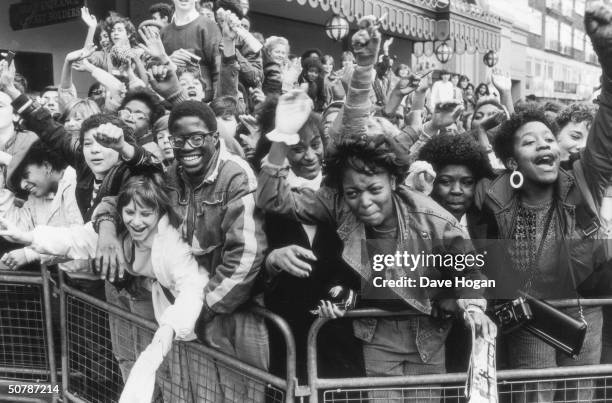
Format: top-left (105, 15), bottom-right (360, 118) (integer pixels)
top-left (458, 75), bottom-right (469, 84)
top-left (301, 56), bottom-right (324, 73)
top-left (61, 98), bottom-right (101, 123)
top-left (88, 82), bottom-right (104, 97)
top-left (20, 140), bottom-right (69, 174)
top-left (555, 102), bottom-right (597, 132)
top-left (168, 101), bottom-right (217, 133)
top-left (149, 2), bottom-right (173, 20)
top-left (419, 133), bottom-right (493, 181)
top-left (215, 0), bottom-right (244, 18)
top-left (80, 113), bottom-right (135, 146)
top-left (393, 63), bottom-right (410, 77)
top-left (117, 173), bottom-right (182, 230)
top-left (119, 88), bottom-right (165, 124)
top-left (105, 15), bottom-right (138, 47)
top-left (325, 133), bottom-right (412, 191)
top-left (301, 48), bottom-right (322, 62)
top-left (525, 94), bottom-right (537, 101)
top-left (263, 36), bottom-right (290, 60)
top-left (210, 96), bottom-right (238, 119)
top-left (493, 106), bottom-right (558, 166)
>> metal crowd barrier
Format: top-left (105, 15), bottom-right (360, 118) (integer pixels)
top-left (0, 265), bottom-right (59, 403)
top-left (57, 271), bottom-right (298, 403)
top-left (306, 300), bottom-right (612, 403)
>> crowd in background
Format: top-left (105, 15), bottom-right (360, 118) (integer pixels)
top-left (0, 0), bottom-right (611, 402)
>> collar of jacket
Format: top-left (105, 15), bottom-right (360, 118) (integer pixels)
top-left (485, 168), bottom-right (575, 210)
top-left (335, 186), bottom-right (434, 314)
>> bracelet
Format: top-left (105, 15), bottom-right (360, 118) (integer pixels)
top-left (94, 215), bottom-right (117, 234)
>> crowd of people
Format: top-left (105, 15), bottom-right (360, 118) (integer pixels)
top-left (0, 0), bottom-right (612, 402)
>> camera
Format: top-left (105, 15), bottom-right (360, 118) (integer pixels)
top-left (492, 297), bottom-right (533, 333)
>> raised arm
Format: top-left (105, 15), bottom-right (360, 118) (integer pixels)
top-left (581, 2), bottom-right (612, 204)
top-left (339, 16), bottom-right (381, 142)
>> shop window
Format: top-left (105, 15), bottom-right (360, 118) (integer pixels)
top-left (528, 9), bottom-right (542, 35)
top-left (545, 16), bottom-right (560, 51)
top-left (0, 50), bottom-right (53, 93)
top-left (560, 23), bottom-right (573, 54)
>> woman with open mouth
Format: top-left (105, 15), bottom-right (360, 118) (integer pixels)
top-left (467, 102), bottom-right (612, 401)
top-left (0, 173), bottom-right (209, 402)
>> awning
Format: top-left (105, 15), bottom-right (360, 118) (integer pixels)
top-left (285, 0), bottom-right (501, 52)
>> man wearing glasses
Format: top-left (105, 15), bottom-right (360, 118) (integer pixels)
top-left (94, 100), bottom-right (269, 401)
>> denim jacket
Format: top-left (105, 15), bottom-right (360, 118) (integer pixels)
top-left (257, 161), bottom-right (487, 360)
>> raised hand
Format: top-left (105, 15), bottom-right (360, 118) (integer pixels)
top-left (432, 101), bottom-right (465, 130)
top-left (383, 37), bottom-right (394, 54)
top-left (491, 68), bottom-right (511, 92)
top-left (351, 15), bottom-right (382, 67)
top-left (268, 89), bottom-right (313, 144)
top-left (81, 7), bottom-right (97, 28)
top-left (138, 26), bottom-right (170, 64)
top-left (147, 64), bottom-right (180, 98)
top-left (0, 60), bottom-right (17, 95)
top-left (585, 1), bottom-right (612, 76)
top-left (94, 123), bottom-right (126, 151)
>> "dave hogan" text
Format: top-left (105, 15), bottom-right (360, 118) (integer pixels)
top-left (372, 276), bottom-right (495, 290)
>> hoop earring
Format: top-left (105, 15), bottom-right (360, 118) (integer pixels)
top-left (510, 170), bottom-right (523, 189)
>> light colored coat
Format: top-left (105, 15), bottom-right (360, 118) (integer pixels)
top-left (28, 215), bottom-right (209, 340)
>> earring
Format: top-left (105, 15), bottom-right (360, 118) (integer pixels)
top-left (510, 169), bottom-right (523, 189)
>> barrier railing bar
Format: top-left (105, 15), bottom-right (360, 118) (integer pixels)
top-left (58, 270), bottom-right (69, 400)
top-left (250, 305), bottom-right (298, 403)
top-left (0, 367), bottom-right (59, 376)
top-left (307, 303), bottom-right (612, 403)
top-left (0, 395), bottom-right (47, 403)
top-left (62, 389), bottom-right (90, 403)
top-left (0, 273), bottom-right (44, 284)
top-left (39, 265), bottom-right (59, 403)
top-left (59, 275), bottom-right (294, 394)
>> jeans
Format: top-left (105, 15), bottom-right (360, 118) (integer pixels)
top-left (200, 311), bottom-right (270, 403)
top-left (505, 306), bottom-right (602, 403)
top-left (357, 316), bottom-right (449, 402)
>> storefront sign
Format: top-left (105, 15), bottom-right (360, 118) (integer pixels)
top-left (9, 0), bottom-right (85, 31)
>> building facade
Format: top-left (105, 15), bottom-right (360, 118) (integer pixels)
top-left (522, 0), bottom-right (600, 101)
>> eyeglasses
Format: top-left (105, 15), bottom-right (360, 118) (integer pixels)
top-left (168, 131), bottom-right (216, 148)
top-left (118, 109), bottom-right (148, 122)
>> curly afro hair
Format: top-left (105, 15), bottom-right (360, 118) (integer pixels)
top-left (418, 133), bottom-right (493, 180)
top-left (493, 105), bottom-right (558, 167)
top-left (555, 102), bottom-right (597, 132)
top-left (324, 134), bottom-right (411, 191)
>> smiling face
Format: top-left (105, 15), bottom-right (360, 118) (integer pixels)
top-left (179, 71), bottom-right (205, 101)
top-left (287, 130), bottom-right (324, 180)
top-left (432, 165), bottom-right (476, 220)
top-left (556, 120), bottom-right (589, 161)
top-left (342, 168), bottom-right (395, 228)
top-left (171, 116), bottom-right (218, 178)
top-left (121, 198), bottom-right (161, 244)
top-left (510, 121), bottom-right (560, 185)
top-left (99, 30), bottom-right (111, 49)
top-left (82, 128), bottom-right (120, 179)
top-left (269, 44), bottom-right (288, 65)
top-left (306, 67), bottom-right (319, 82)
top-left (20, 163), bottom-right (54, 197)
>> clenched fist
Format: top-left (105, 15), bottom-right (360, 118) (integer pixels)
top-left (585, 1), bottom-right (612, 77)
top-left (351, 15), bottom-right (382, 67)
top-left (94, 123), bottom-right (126, 151)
